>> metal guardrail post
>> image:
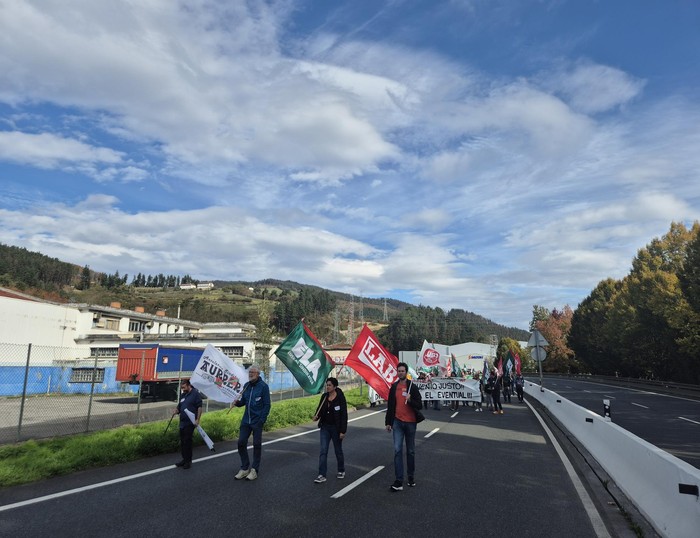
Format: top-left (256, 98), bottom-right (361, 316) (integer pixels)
top-left (17, 343), bottom-right (32, 442)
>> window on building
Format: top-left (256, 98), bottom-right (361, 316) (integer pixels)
top-left (220, 346), bottom-right (244, 358)
top-left (104, 318), bottom-right (120, 330)
top-left (90, 348), bottom-right (118, 358)
top-left (129, 320), bottom-right (145, 332)
top-left (70, 368), bottom-right (105, 383)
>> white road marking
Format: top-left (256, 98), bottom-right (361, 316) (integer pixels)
top-left (450, 411), bottom-right (459, 418)
top-left (679, 416), bottom-right (700, 425)
top-left (603, 395), bottom-right (615, 399)
top-left (0, 409), bottom-right (386, 513)
top-left (526, 400), bottom-right (611, 538)
top-left (583, 390), bottom-right (591, 393)
top-left (631, 403), bottom-right (648, 409)
top-left (425, 428), bottom-right (440, 438)
top-left (331, 466), bottom-right (384, 499)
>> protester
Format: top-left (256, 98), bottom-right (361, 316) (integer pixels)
top-left (418, 371), bottom-right (430, 409)
top-left (492, 369), bottom-right (504, 415)
top-left (312, 377), bottom-right (348, 483)
top-left (474, 373), bottom-right (484, 412)
top-left (515, 373), bottom-right (525, 402)
top-left (173, 379), bottom-right (202, 469)
top-left (503, 373), bottom-right (512, 403)
top-left (385, 362), bottom-right (423, 491)
top-left (232, 365), bottom-right (271, 481)
top-left (484, 371), bottom-right (495, 411)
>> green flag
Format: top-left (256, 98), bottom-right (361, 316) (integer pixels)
top-left (274, 321), bottom-right (334, 394)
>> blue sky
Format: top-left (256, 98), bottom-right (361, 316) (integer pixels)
top-left (1, 0), bottom-right (699, 329)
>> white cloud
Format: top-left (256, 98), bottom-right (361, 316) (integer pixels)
top-left (0, 131), bottom-right (123, 168)
top-left (548, 62), bottom-right (646, 114)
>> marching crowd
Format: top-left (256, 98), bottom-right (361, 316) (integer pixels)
top-left (172, 361), bottom-right (524, 492)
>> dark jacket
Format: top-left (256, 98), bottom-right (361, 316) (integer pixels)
top-left (317, 388), bottom-right (348, 434)
top-left (177, 388), bottom-right (202, 429)
top-left (385, 379), bottom-right (422, 426)
top-left (235, 377), bottom-right (271, 425)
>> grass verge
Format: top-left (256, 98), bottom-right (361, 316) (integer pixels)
top-left (0, 388), bottom-right (370, 488)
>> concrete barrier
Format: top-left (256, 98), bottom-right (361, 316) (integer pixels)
top-left (525, 381), bottom-right (700, 538)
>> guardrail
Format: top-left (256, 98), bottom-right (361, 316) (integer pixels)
top-left (535, 372), bottom-right (700, 399)
top-left (525, 381), bottom-right (700, 538)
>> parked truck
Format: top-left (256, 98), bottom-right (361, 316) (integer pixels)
top-left (116, 344), bottom-right (206, 401)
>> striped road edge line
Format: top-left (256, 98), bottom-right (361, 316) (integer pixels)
top-left (330, 466), bottom-right (384, 499)
top-left (525, 400), bottom-right (612, 538)
top-left (424, 427), bottom-right (439, 438)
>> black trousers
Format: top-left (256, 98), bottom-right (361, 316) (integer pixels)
top-left (180, 424), bottom-right (195, 462)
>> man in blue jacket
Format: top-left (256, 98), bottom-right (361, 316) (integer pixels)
top-left (233, 364), bottom-right (271, 481)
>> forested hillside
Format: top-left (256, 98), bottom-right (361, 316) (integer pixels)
top-left (0, 245), bottom-right (529, 351)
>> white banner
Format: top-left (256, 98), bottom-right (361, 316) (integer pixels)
top-left (415, 377), bottom-right (481, 402)
top-left (183, 409), bottom-right (215, 451)
top-left (190, 344), bottom-right (247, 403)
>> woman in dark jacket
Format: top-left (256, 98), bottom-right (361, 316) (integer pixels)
top-left (312, 377), bottom-right (348, 483)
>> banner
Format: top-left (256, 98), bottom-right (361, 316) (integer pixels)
top-left (345, 325), bottom-right (398, 400)
top-left (190, 344), bottom-right (247, 403)
top-left (183, 408), bottom-right (215, 451)
top-left (274, 321), bottom-right (334, 394)
top-left (514, 352), bottom-right (521, 375)
top-left (415, 377), bottom-right (481, 402)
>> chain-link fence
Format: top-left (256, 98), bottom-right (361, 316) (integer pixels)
top-left (0, 342), bottom-right (362, 444)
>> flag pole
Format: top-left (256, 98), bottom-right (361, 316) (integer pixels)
top-left (313, 392), bottom-right (328, 419)
top-left (164, 413), bottom-right (175, 435)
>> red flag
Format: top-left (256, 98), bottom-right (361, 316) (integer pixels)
top-left (514, 353), bottom-right (521, 375)
top-left (497, 357), bottom-right (503, 377)
top-left (345, 325), bottom-right (399, 400)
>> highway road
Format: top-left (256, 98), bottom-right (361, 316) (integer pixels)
top-left (540, 377), bottom-right (700, 470)
top-left (0, 400), bottom-right (643, 538)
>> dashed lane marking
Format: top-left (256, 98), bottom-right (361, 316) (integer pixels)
top-left (331, 466), bottom-right (384, 499)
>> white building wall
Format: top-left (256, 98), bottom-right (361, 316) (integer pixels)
top-left (0, 296), bottom-right (78, 348)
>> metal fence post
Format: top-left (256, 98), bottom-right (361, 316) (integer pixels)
top-left (17, 343), bottom-right (32, 442)
top-left (136, 350), bottom-right (145, 424)
top-left (86, 351), bottom-right (99, 432)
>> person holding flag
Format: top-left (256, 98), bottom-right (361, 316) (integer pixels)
top-left (492, 366), bottom-right (504, 415)
top-left (312, 377), bottom-right (348, 483)
top-left (385, 362), bottom-right (423, 491)
top-left (232, 364), bottom-right (271, 481)
top-left (172, 379), bottom-right (202, 469)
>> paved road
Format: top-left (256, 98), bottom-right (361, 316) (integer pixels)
top-left (0, 401), bottom-right (648, 538)
top-left (540, 377), bottom-right (700, 469)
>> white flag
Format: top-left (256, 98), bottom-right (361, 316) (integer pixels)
top-left (183, 409), bottom-right (215, 451)
top-left (190, 344), bottom-right (247, 403)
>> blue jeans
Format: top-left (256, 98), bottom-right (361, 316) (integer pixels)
top-left (238, 422), bottom-right (264, 472)
top-left (318, 424), bottom-right (344, 477)
top-left (392, 419), bottom-right (416, 482)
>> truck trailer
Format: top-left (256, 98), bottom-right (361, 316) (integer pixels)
top-left (116, 344), bottom-right (205, 401)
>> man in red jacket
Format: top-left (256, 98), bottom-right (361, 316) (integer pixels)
top-left (385, 362), bottom-right (423, 491)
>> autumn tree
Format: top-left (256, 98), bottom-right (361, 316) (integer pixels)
top-left (532, 305), bottom-right (576, 373)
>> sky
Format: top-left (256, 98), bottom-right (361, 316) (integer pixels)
top-left (1, 0), bottom-right (699, 330)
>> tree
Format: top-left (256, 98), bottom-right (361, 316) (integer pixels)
top-left (532, 306), bottom-right (576, 373)
top-left (78, 265), bottom-right (91, 290)
top-left (569, 279), bottom-right (622, 375)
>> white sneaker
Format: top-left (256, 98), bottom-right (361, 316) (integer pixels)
top-left (314, 475), bottom-right (327, 483)
top-left (246, 468), bottom-right (258, 481)
top-left (336, 471), bottom-right (345, 479)
top-left (234, 469), bottom-right (250, 480)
